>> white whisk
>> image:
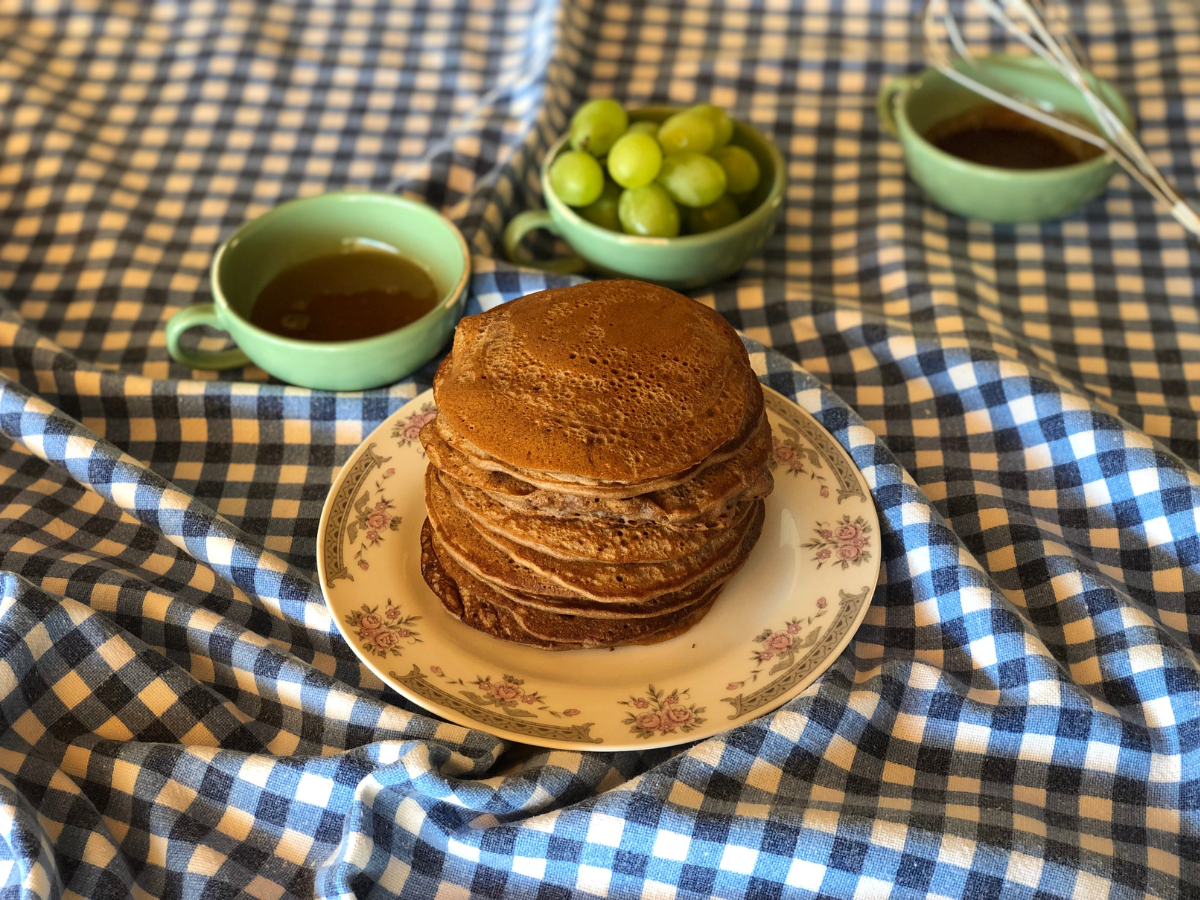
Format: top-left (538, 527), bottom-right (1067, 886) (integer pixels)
top-left (923, 0), bottom-right (1200, 237)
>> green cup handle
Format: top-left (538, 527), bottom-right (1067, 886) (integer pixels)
top-left (165, 304), bottom-right (253, 371)
top-left (876, 75), bottom-right (914, 138)
top-left (503, 210), bottom-right (588, 275)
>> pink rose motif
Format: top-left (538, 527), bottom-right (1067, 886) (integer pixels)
top-left (492, 682), bottom-right (521, 702)
top-left (834, 523), bottom-right (861, 542)
top-left (563, 709), bottom-right (580, 717)
top-left (726, 683), bottom-right (740, 691)
top-left (374, 500), bottom-right (389, 513)
top-left (367, 512), bottom-right (390, 531)
top-left (401, 411), bottom-right (436, 442)
top-left (365, 530), bottom-right (382, 546)
top-left (837, 544), bottom-right (861, 561)
top-left (664, 706), bottom-right (693, 726)
top-left (635, 712), bottom-right (662, 731)
top-left (756, 650), bottom-right (774, 663)
top-left (359, 614), bottom-right (382, 631)
top-left (816, 596), bottom-right (827, 609)
top-left (816, 548), bottom-right (831, 560)
top-left (358, 560), bottom-right (369, 571)
top-left (820, 486), bottom-right (830, 498)
top-left (384, 468), bottom-right (395, 477)
top-left (521, 694), bottom-right (538, 704)
top-left (385, 607), bottom-right (401, 620)
top-left (430, 666), bottom-right (443, 676)
top-left (786, 622), bottom-right (801, 635)
top-left (632, 697), bottom-right (649, 709)
top-left (788, 458), bottom-right (805, 473)
top-left (820, 530), bottom-right (834, 540)
top-left (373, 630), bottom-right (400, 650)
top-left (765, 632), bottom-right (792, 653)
top-left (773, 439), bottom-right (795, 462)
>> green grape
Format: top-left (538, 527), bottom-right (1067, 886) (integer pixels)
top-left (656, 110), bottom-right (715, 155)
top-left (711, 145), bottom-right (761, 195)
top-left (578, 179), bottom-right (622, 231)
top-left (606, 132), bottom-right (663, 189)
top-left (689, 104), bottom-right (734, 150)
top-left (627, 120), bottom-right (660, 138)
top-left (657, 152), bottom-right (727, 207)
top-left (685, 195), bottom-right (741, 234)
top-left (618, 184), bottom-right (680, 237)
top-left (549, 150), bottom-right (605, 207)
top-left (569, 98), bottom-right (629, 157)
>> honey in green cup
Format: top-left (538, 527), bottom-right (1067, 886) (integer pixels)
top-left (166, 192), bottom-right (471, 391)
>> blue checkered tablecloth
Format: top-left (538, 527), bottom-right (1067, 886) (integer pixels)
top-left (1, 0), bottom-right (1198, 897)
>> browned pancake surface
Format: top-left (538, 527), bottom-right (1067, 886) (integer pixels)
top-left (432, 281), bottom-right (760, 483)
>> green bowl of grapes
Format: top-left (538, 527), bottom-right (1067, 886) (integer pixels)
top-left (503, 101), bottom-right (785, 289)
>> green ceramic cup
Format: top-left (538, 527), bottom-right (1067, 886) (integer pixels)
top-left (877, 55), bottom-right (1132, 223)
top-left (503, 106), bottom-right (785, 289)
top-left (166, 192), bottom-right (471, 391)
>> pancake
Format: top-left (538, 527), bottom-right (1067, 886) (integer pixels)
top-left (432, 281), bottom-right (760, 485)
top-left (419, 519), bottom-right (569, 649)
top-left (438, 468), bottom-right (743, 563)
top-left (437, 398), bottom-right (765, 498)
top-left (416, 280), bottom-right (774, 651)
top-left (427, 508), bottom-right (759, 619)
top-left (421, 520), bottom-right (723, 649)
top-left (421, 414), bottom-right (773, 528)
top-left (427, 464), bottom-right (765, 602)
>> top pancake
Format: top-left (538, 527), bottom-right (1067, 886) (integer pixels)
top-left (433, 280), bottom-right (759, 484)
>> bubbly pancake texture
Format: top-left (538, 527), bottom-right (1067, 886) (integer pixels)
top-left (433, 280), bottom-right (757, 484)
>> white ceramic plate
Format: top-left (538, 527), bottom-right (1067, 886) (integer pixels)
top-left (317, 386), bottom-right (880, 751)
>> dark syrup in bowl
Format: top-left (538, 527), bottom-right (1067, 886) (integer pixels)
top-left (249, 248), bottom-right (441, 342)
top-left (924, 103), bottom-right (1102, 170)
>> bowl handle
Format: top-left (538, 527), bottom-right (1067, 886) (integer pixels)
top-left (165, 304), bottom-right (253, 371)
top-left (502, 210), bottom-right (589, 275)
top-left (876, 75), bottom-right (913, 138)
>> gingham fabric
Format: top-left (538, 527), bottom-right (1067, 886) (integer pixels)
top-left (0, 0), bottom-right (1197, 897)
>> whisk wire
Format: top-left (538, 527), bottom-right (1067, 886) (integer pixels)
top-left (922, 0), bottom-right (1200, 237)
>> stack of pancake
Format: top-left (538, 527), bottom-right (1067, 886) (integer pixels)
top-left (419, 280), bottom-right (773, 650)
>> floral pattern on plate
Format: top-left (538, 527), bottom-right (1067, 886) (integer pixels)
top-left (392, 402), bottom-right (437, 450)
top-left (804, 515), bottom-right (873, 570)
top-left (428, 669), bottom-right (580, 720)
top-left (619, 685), bottom-right (706, 739)
top-left (770, 423), bottom-right (830, 497)
top-left (343, 599), bottom-right (422, 659)
top-left (347, 467), bottom-right (400, 571)
top-left (726, 598), bottom-right (829, 690)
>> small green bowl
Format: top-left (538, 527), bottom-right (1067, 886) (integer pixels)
top-left (503, 107), bottom-right (786, 289)
top-left (166, 192), bottom-right (470, 391)
top-left (877, 55), bottom-right (1132, 223)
